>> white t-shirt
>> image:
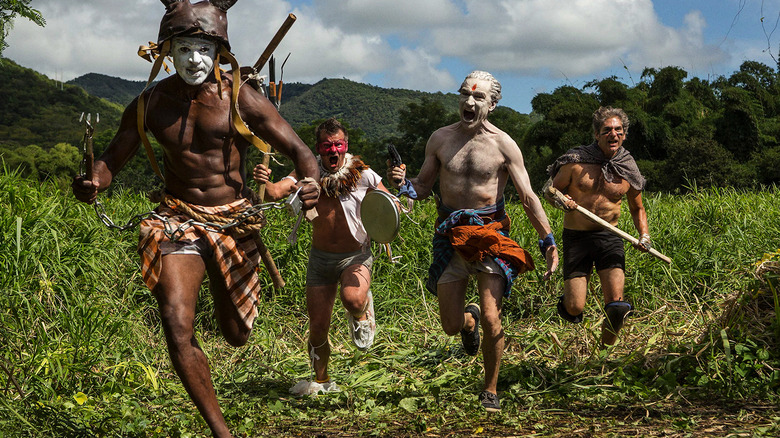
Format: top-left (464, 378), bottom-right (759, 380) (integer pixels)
top-left (339, 167), bottom-right (382, 244)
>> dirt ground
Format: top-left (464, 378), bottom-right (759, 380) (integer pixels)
top-left (254, 400), bottom-right (780, 437)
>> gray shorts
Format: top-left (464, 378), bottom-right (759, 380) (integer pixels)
top-left (307, 247), bottom-right (373, 286)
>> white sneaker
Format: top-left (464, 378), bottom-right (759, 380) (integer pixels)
top-left (289, 379), bottom-right (340, 396)
top-left (348, 290), bottom-right (376, 351)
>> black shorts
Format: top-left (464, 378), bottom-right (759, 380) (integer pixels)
top-left (562, 228), bottom-right (625, 280)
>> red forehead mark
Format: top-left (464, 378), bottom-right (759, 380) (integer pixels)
top-left (471, 83), bottom-right (477, 91)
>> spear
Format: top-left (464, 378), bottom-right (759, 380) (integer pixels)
top-left (547, 186), bottom-right (672, 264)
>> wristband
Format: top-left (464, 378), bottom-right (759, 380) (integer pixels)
top-left (638, 233), bottom-right (652, 250)
top-left (397, 179), bottom-right (418, 199)
top-left (538, 233), bottom-right (556, 256)
top-left (299, 177), bottom-right (321, 198)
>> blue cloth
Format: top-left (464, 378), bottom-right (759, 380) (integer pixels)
top-left (426, 198), bottom-right (521, 297)
top-left (397, 179), bottom-right (418, 199)
top-left (538, 233), bottom-right (556, 256)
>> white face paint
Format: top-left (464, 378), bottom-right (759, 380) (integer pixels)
top-left (171, 36), bottom-right (217, 86)
top-left (458, 78), bottom-right (496, 129)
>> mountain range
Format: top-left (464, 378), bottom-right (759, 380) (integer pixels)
top-left (66, 67), bottom-right (463, 141)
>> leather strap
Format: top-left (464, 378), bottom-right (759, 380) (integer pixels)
top-left (134, 43), bottom-right (273, 183)
top-left (135, 40), bottom-right (170, 181)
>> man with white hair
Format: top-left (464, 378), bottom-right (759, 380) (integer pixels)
top-left (388, 71), bottom-right (558, 412)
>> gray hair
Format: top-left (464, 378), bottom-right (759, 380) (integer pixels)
top-left (592, 106), bottom-right (629, 136)
top-left (462, 70), bottom-right (502, 104)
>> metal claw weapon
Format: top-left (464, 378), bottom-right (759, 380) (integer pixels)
top-left (79, 112), bottom-right (98, 179)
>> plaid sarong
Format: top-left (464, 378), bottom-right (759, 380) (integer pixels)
top-left (138, 197), bottom-right (262, 330)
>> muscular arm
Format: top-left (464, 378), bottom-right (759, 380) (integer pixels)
top-left (238, 83), bottom-right (319, 207)
top-left (72, 99), bottom-right (143, 203)
top-left (238, 85), bottom-right (318, 182)
top-left (549, 163), bottom-right (573, 198)
top-left (502, 136), bottom-right (558, 278)
top-left (626, 187), bottom-right (649, 235)
top-left (503, 138), bottom-right (553, 239)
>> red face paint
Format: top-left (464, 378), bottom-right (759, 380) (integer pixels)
top-left (471, 83), bottom-right (478, 91)
top-left (316, 139), bottom-right (348, 155)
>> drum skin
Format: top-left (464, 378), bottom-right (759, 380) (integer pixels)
top-left (360, 190), bottom-right (400, 244)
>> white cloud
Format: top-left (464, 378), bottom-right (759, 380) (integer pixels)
top-left (1, 0), bottom-right (758, 112)
top-left (313, 0), bottom-right (462, 33)
top-left (426, 0), bottom-right (726, 77)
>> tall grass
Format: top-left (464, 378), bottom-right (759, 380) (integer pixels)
top-left (1, 166), bottom-right (779, 437)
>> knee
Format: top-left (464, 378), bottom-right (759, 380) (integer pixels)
top-left (440, 315), bottom-right (464, 336)
top-left (158, 308), bottom-right (194, 347)
top-left (479, 310), bottom-right (503, 338)
top-left (340, 289), bottom-right (367, 315)
top-left (222, 328), bottom-right (250, 347)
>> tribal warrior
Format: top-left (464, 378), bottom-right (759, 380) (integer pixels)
top-left (254, 117), bottom-right (393, 394)
top-left (388, 71), bottom-right (558, 412)
top-left (71, 1), bottom-right (319, 436)
top-left (545, 106), bottom-right (651, 346)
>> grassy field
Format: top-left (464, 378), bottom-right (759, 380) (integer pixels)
top-left (1, 166), bottom-right (779, 437)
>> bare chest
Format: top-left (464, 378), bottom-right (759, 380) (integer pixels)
top-left (439, 141), bottom-right (504, 181)
top-left (572, 164), bottom-right (629, 202)
top-left (146, 92), bottom-right (235, 154)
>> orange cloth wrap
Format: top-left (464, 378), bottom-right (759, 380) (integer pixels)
top-left (448, 217), bottom-right (535, 274)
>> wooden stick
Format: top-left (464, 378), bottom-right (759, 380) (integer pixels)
top-left (253, 233), bottom-right (285, 290)
top-left (257, 154), bottom-right (271, 201)
top-left (247, 14), bottom-right (297, 289)
top-left (252, 14), bottom-right (297, 72)
top-left (547, 186), bottom-right (672, 264)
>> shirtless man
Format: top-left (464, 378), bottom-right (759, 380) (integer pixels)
top-left (545, 106), bottom-right (651, 346)
top-left (388, 71), bottom-right (558, 412)
top-left (71, 1), bottom-right (319, 436)
top-left (254, 118), bottom-right (391, 392)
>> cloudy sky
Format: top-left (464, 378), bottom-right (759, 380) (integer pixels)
top-left (5, 0), bottom-right (780, 113)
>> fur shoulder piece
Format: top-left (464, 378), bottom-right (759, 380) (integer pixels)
top-left (319, 154), bottom-right (369, 197)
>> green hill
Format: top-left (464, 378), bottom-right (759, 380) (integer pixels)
top-left (0, 59), bottom-right (123, 150)
top-left (278, 78), bottom-right (459, 139)
top-left (67, 72), bottom-right (150, 107)
top-left (63, 72), bottom-right (462, 141)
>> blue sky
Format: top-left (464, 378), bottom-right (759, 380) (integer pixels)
top-left (6, 0), bottom-right (780, 113)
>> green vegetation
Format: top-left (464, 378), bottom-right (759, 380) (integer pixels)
top-left (0, 0), bottom-right (45, 57)
top-left (7, 57), bottom-right (780, 195)
top-left (523, 63), bottom-right (780, 191)
top-left (67, 73), bottom-right (150, 108)
top-left (0, 59), bottom-right (122, 150)
top-left (1, 167), bottom-right (779, 436)
top-left (279, 78), bottom-right (459, 140)
top-left (3, 56), bottom-right (780, 435)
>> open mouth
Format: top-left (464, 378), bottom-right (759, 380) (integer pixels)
top-left (462, 110), bottom-right (476, 122)
top-left (328, 155), bottom-right (339, 166)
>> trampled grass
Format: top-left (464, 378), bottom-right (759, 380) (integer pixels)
top-left (1, 167), bottom-right (779, 437)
